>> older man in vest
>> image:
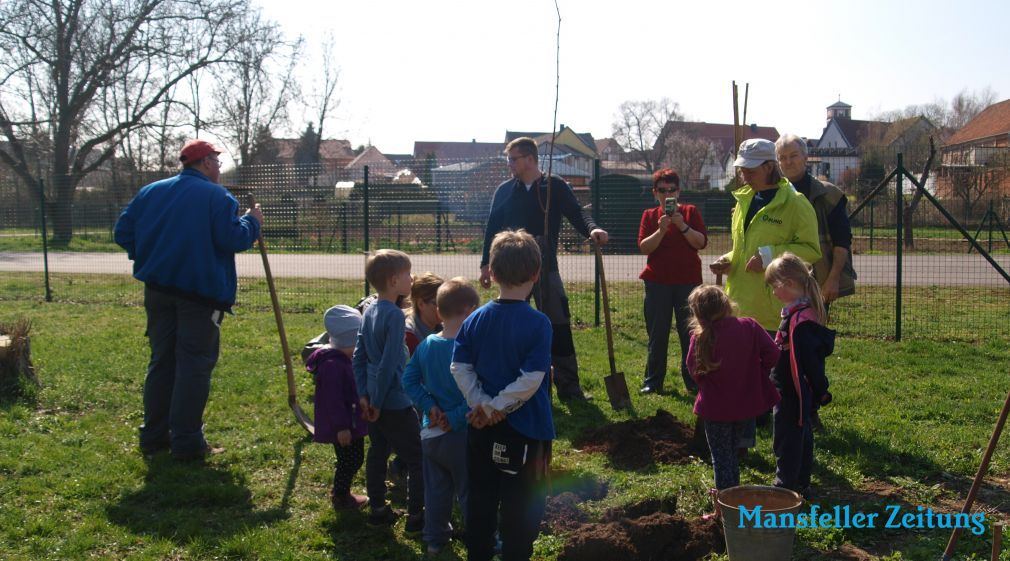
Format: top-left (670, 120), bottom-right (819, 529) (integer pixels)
top-left (775, 134), bottom-right (856, 306)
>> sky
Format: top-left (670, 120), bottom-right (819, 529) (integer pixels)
top-left (250, 0), bottom-right (1010, 157)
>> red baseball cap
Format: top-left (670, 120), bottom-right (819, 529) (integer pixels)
top-left (179, 139), bottom-right (221, 163)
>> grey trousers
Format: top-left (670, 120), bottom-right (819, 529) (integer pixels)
top-left (531, 271), bottom-right (584, 398)
top-left (422, 430), bottom-right (468, 547)
top-left (140, 287), bottom-right (222, 455)
top-left (643, 281), bottom-right (698, 392)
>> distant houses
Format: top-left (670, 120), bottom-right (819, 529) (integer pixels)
top-left (936, 98), bottom-right (1010, 207)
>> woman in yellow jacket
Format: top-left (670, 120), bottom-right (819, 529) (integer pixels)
top-left (710, 139), bottom-right (821, 331)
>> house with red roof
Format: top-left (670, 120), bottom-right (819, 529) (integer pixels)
top-left (655, 120), bottom-right (780, 189)
top-left (936, 98), bottom-right (1010, 200)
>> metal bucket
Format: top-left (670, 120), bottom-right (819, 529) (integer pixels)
top-left (717, 485), bottom-right (804, 561)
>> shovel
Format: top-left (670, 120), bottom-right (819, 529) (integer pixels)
top-left (248, 194), bottom-right (315, 435)
top-left (594, 241), bottom-right (632, 410)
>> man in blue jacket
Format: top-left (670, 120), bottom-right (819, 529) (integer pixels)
top-left (114, 139), bottom-right (263, 461)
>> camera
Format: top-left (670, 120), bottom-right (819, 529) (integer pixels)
top-left (664, 197), bottom-right (679, 216)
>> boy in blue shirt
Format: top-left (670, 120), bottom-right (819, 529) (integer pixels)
top-left (352, 249), bottom-right (424, 533)
top-left (402, 277), bottom-right (481, 555)
top-left (451, 230), bottom-right (554, 561)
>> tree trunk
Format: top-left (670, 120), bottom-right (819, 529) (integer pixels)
top-left (50, 173), bottom-right (76, 244)
top-left (902, 190), bottom-right (924, 249)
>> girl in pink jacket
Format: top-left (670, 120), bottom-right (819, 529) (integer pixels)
top-left (687, 285), bottom-right (780, 492)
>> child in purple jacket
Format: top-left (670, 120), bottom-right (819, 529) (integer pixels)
top-left (306, 304), bottom-right (368, 510)
top-left (687, 285), bottom-right (781, 493)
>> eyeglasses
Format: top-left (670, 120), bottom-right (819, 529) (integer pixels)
top-left (655, 187), bottom-right (680, 193)
top-left (506, 154), bottom-right (528, 164)
top-left (207, 156), bottom-right (222, 166)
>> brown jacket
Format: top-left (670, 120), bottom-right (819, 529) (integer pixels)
top-left (805, 175), bottom-right (856, 298)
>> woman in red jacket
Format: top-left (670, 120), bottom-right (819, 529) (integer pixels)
top-left (637, 168), bottom-right (708, 394)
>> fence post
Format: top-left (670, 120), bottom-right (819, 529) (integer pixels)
top-left (895, 154), bottom-right (903, 341)
top-left (363, 165), bottom-right (370, 298)
top-left (340, 202), bottom-right (348, 253)
top-left (39, 178), bottom-right (52, 302)
top-left (435, 202), bottom-right (442, 254)
top-left (869, 199), bottom-right (875, 252)
top-left (593, 158), bottom-right (601, 328)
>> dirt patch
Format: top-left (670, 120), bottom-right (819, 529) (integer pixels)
top-left (558, 510), bottom-right (723, 561)
top-left (542, 472), bottom-right (609, 534)
top-left (543, 492), bottom-right (591, 534)
top-left (602, 496), bottom-right (677, 521)
top-left (574, 409), bottom-right (705, 470)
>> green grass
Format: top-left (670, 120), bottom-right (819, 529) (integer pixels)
top-left (1, 277), bottom-right (1010, 559)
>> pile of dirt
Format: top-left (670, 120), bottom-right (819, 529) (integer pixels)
top-left (574, 409), bottom-right (705, 470)
top-left (558, 508), bottom-right (723, 561)
top-left (542, 471), bottom-right (609, 534)
top-left (543, 492), bottom-right (590, 534)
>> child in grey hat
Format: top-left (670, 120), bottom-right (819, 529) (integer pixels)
top-left (305, 304), bottom-right (369, 510)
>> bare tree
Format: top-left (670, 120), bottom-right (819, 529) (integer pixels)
top-left (213, 12), bottom-right (302, 167)
top-left (611, 98), bottom-right (684, 174)
top-left (0, 0), bottom-right (267, 243)
top-left (662, 131), bottom-right (718, 189)
top-left (873, 87), bottom-right (997, 131)
top-left (308, 33), bottom-right (341, 160)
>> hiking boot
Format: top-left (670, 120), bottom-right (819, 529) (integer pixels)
top-left (405, 511), bottom-right (425, 536)
top-left (367, 506), bottom-right (401, 527)
top-left (332, 493), bottom-right (368, 511)
top-left (172, 444), bottom-right (224, 462)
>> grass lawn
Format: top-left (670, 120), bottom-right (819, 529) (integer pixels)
top-left (2, 277), bottom-right (1010, 560)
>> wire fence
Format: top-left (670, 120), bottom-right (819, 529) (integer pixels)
top-left (1, 148), bottom-right (1009, 342)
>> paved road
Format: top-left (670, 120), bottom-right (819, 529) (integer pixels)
top-left (2, 251), bottom-right (1008, 287)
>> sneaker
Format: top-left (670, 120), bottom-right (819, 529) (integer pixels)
top-left (405, 512), bottom-right (424, 536)
top-left (172, 444), bottom-right (224, 462)
top-left (332, 493), bottom-right (368, 510)
top-left (425, 543), bottom-right (445, 556)
top-left (367, 506), bottom-right (401, 527)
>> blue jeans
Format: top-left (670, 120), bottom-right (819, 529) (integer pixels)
top-left (140, 287), bottom-right (222, 455)
top-left (422, 430), bottom-right (468, 547)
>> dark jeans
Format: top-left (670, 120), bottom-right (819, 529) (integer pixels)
top-left (140, 287), bottom-right (222, 455)
top-left (643, 281), bottom-right (698, 392)
top-left (365, 406), bottom-right (424, 514)
top-left (466, 422), bottom-right (549, 561)
top-left (532, 271), bottom-right (583, 398)
top-left (773, 396), bottom-right (814, 493)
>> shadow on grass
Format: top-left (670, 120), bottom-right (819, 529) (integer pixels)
top-left (106, 455), bottom-right (287, 544)
top-left (552, 396), bottom-right (614, 444)
top-left (324, 513), bottom-right (424, 561)
top-left (789, 425), bottom-right (1003, 559)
